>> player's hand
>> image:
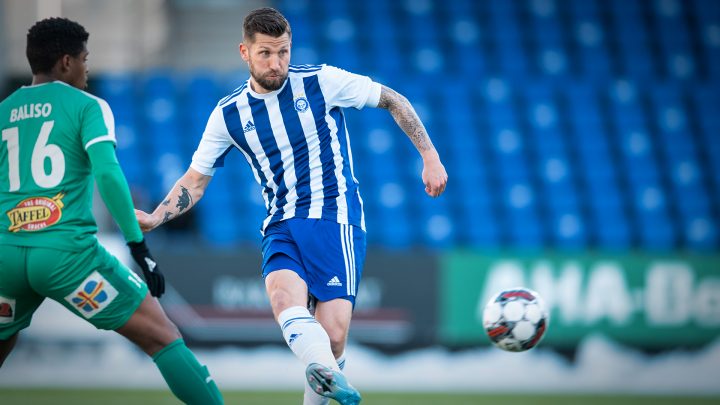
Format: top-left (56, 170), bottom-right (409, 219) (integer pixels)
top-left (421, 153), bottom-right (448, 198)
top-left (127, 239), bottom-right (165, 298)
top-left (135, 209), bottom-right (160, 233)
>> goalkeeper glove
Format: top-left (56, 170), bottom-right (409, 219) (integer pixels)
top-left (127, 239), bottom-right (165, 298)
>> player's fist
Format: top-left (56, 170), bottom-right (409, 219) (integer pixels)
top-left (127, 239), bottom-right (165, 298)
top-left (135, 209), bottom-right (160, 233)
top-left (422, 157), bottom-right (448, 198)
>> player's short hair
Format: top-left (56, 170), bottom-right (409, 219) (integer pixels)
top-left (26, 17), bottom-right (89, 74)
top-left (243, 7), bottom-right (291, 42)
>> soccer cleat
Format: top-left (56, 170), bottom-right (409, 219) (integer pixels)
top-left (305, 363), bottom-right (362, 405)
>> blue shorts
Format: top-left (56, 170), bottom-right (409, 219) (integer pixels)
top-left (261, 218), bottom-right (366, 305)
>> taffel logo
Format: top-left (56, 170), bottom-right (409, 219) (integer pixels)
top-left (0, 295), bottom-right (15, 324)
top-left (294, 96), bottom-right (309, 113)
top-left (243, 121), bottom-right (256, 133)
top-left (327, 276), bottom-right (342, 287)
top-left (7, 193), bottom-right (65, 232)
top-left (64, 271), bottom-right (118, 319)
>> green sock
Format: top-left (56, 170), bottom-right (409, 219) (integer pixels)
top-left (152, 339), bottom-right (224, 405)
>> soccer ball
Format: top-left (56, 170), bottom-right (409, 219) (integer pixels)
top-left (482, 287), bottom-right (548, 352)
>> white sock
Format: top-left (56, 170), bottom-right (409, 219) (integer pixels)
top-left (278, 306), bottom-right (339, 371)
top-left (303, 352), bottom-right (346, 405)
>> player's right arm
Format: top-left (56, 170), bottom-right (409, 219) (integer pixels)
top-left (135, 168), bottom-right (211, 232)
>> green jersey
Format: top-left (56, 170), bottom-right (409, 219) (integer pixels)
top-left (0, 81), bottom-right (116, 251)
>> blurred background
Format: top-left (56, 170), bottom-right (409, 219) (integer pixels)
top-left (1, 0), bottom-right (719, 401)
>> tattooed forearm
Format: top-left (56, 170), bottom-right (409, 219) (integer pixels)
top-left (161, 211), bottom-right (173, 224)
top-left (176, 186), bottom-right (193, 212)
top-left (151, 170), bottom-right (210, 228)
top-left (378, 85), bottom-right (434, 153)
top-left (155, 185), bottom-right (193, 225)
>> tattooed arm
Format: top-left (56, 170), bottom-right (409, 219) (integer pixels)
top-left (376, 85), bottom-right (448, 197)
top-left (135, 167), bottom-right (212, 232)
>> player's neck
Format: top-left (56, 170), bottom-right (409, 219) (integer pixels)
top-left (249, 78), bottom-right (272, 94)
top-left (31, 73), bottom-right (59, 86)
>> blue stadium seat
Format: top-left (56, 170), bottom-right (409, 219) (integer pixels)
top-left (95, 74), bottom-right (136, 119)
top-left (637, 212), bottom-right (677, 250)
top-left (578, 44), bottom-right (613, 78)
top-left (549, 211), bottom-right (588, 249)
top-left (507, 211), bottom-right (544, 249)
top-left (586, 178), bottom-right (625, 212)
top-left (568, 0), bottom-right (601, 20)
top-left (376, 207), bottom-right (413, 250)
top-left (681, 215), bottom-right (719, 251)
top-left (529, 13), bottom-right (564, 47)
top-left (592, 208), bottom-right (632, 250)
top-left (454, 177), bottom-right (500, 247)
top-left (673, 183), bottom-right (712, 221)
top-left (197, 172), bottom-right (240, 246)
top-left (501, 182), bottom-right (544, 248)
top-left (630, 184), bottom-right (678, 249)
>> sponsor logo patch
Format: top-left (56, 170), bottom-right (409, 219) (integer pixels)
top-left (64, 271), bottom-right (118, 319)
top-left (7, 193), bottom-right (65, 232)
top-left (0, 296), bottom-right (16, 324)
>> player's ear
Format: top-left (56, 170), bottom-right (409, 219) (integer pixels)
top-left (58, 54), bottom-right (72, 73)
top-left (239, 43), bottom-right (249, 62)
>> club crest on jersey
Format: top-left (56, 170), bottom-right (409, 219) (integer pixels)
top-left (0, 295), bottom-right (16, 324)
top-left (6, 193), bottom-right (65, 232)
top-left (294, 96), bottom-right (309, 113)
top-left (64, 271), bottom-right (118, 319)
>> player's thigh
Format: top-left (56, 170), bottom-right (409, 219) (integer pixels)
top-left (26, 243), bottom-right (148, 331)
top-left (261, 220), bottom-right (307, 280)
top-left (262, 220), bottom-right (311, 311)
top-left (0, 245), bottom-right (44, 340)
top-left (291, 219), bottom-right (367, 305)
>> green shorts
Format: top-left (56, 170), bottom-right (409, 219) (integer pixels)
top-left (0, 243), bottom-right (148, 340)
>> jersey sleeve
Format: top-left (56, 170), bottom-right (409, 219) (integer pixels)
top-left (319, 65), bottom-right (382, 110)
top-left (190, 106), bottom-right (234, 176)
top-left (87, 141), bottom-right (143, 243)
top-left (81, 96), bottom-right (117, 150)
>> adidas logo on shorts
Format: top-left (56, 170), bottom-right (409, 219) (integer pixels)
top-left (326, 276), bottom-right (342, 287)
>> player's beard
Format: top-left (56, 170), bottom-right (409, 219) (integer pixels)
top-left (252, 69), bottom-right (287, 92)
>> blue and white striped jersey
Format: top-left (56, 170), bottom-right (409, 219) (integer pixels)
top-left (191, 64), bottom-right (382, 233)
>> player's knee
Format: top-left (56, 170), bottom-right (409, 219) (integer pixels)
top-left (325, 327), bottom-right (347, 357)
top-left (160, 321), bottom-right (182, 343)
top-left (268, 288), bottom-right (295, 313)
top-left (141, 325), bottom-right (182, 356)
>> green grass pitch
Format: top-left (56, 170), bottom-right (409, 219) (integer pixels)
top-left (0, 389), bottom-right (718, 405)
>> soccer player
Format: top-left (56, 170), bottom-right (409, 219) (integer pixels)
top-left (0, 18), bottom-right (224, 405)
top-left (135, 7), bottom-right (447, 405)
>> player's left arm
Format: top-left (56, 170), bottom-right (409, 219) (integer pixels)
top-left (376, 85), bottom-right (448, 197)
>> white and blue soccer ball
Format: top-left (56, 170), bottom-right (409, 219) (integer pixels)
top-left (482, 287), bottom-right (549, 352)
